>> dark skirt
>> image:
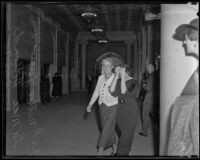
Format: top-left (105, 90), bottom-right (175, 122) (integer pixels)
top-left (116, 100), bottom-right (139, 155)
top-left (97, 103), bottom-right (117, 150)
top-left (52, 77), bottom-right (62, 97)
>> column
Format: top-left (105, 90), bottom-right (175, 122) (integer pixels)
top-left (133, 42), bottom-right (138, 79)
top-left (160, 4), bottom-right (198, 155)
top-left (125, 40), bottom-right (132, 66)
top-left (80, 41), bottom-right (87, 90)
top-left (64, 33), bottom-right (69, 94)
top-left (73, 40), bottom-right (80, 91)
top-left (54, 23), bottom-right (58, 73)
top-left (142, 25), bottom-right (147, 72)
top-left (147, 24), bottom-right (152, 63)
top-left (138, 31), bottom-right (142, 77)
top-left (6, 3), bottom-right (11, 111)
top-left (37, 11), bottom-right (41, 102)
top-left (74, 40), bottom-right (79, 78)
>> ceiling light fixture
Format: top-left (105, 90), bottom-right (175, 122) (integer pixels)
top-left (81, 5), bottom-right (97, 24)
top-left (91, 28), bottom-right (103, 32)
top-left (91, 24), bottom-right (104, 34)
top-left (98, 38), bottom-right (108, 44)
top-left (91, 20), bottom-right (105, 38)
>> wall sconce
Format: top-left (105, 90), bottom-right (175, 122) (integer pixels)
top-left (145, 12), bottom-right (161, 21)
top-left (144, 5), bottom-right (161, 21)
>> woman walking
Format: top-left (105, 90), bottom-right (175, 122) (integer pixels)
top-left (52, 72), bottom-right (62, 100)
top-left (86, 56), bottom-right (119, 156)
top-left (110, 65), bottom-right (139, 155)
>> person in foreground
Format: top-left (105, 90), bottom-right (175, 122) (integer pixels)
top-left (110, 65), bottom-right (139, 156)
top-left (86, 57), bottom-right (118, 156)
top-left (167, 18), bottom-right (199, 156)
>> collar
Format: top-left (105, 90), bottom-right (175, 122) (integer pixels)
top-left (103, 73), bottom-right (114, 84)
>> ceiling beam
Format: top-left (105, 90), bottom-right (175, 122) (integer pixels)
top-left (126, 5), bottom-right (134, 31)
top-left (77, 31), bottom-right (136, 42)
top-left (135, 5), bottom-right (146, 32)
top-left (57, 4), bottom-right (85, 31)
top-left (115, 4), bottom-right (121, 31)
top-left (100, 4), bottom-right (111, 31)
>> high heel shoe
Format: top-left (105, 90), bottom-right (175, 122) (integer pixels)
top-left (111, 152), bottom-right (117, 156)
top-left (139, 132), bottom-right (148, 137)
top-left (111, 144), bottom-right (117, 156)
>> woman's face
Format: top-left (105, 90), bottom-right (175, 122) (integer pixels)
top-left (146, 64), bottom-right (155, 73)
top-left (102, 59), bottom-right (113, 76)
top-left (183, 34), bottom-right (199, 56)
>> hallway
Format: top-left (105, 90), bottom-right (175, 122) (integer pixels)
top-left (6, 93), bottom-right (155, 156)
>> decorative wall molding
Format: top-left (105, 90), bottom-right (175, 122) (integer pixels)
top-left (57, 4), bottom-right (85, 31)
top-left (24, 4), bottom-right (68, 37)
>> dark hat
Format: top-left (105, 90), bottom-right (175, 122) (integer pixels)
top-left (173, 18), bottom-right (199, 41)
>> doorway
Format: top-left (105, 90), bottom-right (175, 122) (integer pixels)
top-left (17, 59), bottom-right (30, 104)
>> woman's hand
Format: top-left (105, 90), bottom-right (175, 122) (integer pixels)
top-left (86, 104), bottom-right (92, 112)
top-left (115, 66), bottom-right (121, 76)
top-left (120, 67), bottom-right (126, 78)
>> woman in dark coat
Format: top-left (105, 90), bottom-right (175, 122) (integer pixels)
top-left (139, 63), bottom-right (155, 137)
top-left (40, 73), bottom-right (50, 104)
top-left (110, 65), bottom-right (139, 155)
top-left (52, 73), bottom-right (62, 100)
top-left (167, 18), bottom-right (199, 156)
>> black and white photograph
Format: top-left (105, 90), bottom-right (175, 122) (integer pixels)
top-left (1, 1), bottom-right (199, 159)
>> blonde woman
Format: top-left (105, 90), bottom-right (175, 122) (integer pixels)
top-left (86, 56), bottom-right (118, 156)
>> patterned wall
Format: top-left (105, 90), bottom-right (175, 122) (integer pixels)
top-left (8, 4), bottom-right (70, 107)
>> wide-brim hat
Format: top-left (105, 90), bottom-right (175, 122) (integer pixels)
top-left (96, 52), bottom-right (125, 66)
top-left (173, 18), bottom-right (199, 41)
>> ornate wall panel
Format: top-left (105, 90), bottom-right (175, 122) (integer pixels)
top-left (11, 5), bottom-right (36, 60)
top-left (9, 4), bottom-right (38, 105)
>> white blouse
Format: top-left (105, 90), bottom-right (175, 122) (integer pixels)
top-left (89, 73), bottom-right (118, 107)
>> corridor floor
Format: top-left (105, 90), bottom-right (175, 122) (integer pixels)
top-left (6, 93), bottom-right (156, 157)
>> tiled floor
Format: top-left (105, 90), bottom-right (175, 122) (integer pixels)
top-left (6, 93), bottom-right (158, 157)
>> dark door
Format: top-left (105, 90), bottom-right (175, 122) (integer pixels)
top-left (17, 59), bottom-right (30, 104)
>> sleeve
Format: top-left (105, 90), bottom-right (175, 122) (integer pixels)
top-left (189, 99), bottom-right (199, 155)
top-left (88, 76), bottom-right (100, 105)
top-left (126, 79), bottom-right (136, 92)
top-left (109, 79), bottom-right (120, 97)
top-left (144, 75), bottom-right (154, 92)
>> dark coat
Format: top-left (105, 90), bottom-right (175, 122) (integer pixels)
top-left (40, 76), bottom-right (50, 102)
top-left (52, 75), bottom-right (62, 96)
